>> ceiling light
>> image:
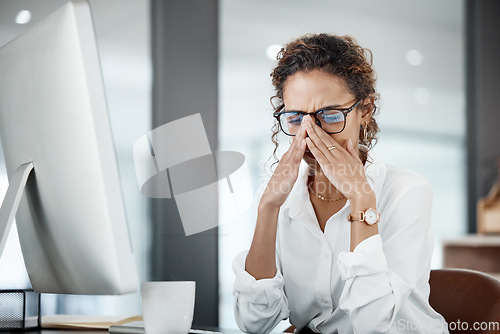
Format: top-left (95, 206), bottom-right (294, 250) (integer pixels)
top-left (15, 10), bottom-right (32, 24)
top-left (406, 49), bottom-right (423, 66)
top-left (266, 44), bottom-right (283, 61)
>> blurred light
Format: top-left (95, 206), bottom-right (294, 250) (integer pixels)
top-left (266, 44), bottom-right (283, 61)
top-left (414, 87), bottom-right (431, 104)
top-left (15, 10), bottom-right (31, 24)
top-left (406, 49), bottom-right (423, 66)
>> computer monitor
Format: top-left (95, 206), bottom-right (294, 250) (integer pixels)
top-left (0, 0), bottom-right (139, 295)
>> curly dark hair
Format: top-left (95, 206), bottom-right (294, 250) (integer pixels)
top-left (269, 33), bottom-right (379, 167)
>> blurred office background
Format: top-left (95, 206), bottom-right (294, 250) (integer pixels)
top-left (0, 0), bottom-right (499, 332)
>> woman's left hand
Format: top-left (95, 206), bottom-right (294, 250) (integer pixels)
top-left (303, 115), bottom-right (372, 201)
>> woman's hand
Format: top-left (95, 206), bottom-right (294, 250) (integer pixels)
top-left (247, 123), bottom-right (307, 280)
top-left (260, 120), bottom-right (308, 209)
top-left (303, 115), bottom-right (373, 202)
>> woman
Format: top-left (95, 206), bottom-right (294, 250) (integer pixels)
top-left (232, 34), bottom-right (448, 334)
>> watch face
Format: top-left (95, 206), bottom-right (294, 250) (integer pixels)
top-left (365, 208), bottom-right (378, 225)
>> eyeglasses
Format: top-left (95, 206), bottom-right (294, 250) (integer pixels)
top-left (273, 99), bottom-right (362, 136)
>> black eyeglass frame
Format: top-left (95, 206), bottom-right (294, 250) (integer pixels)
top-left (273, 98), bottom-right (362, 136)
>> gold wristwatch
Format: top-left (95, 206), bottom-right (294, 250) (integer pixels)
top-left (347, 208), bottom-right (380, 225)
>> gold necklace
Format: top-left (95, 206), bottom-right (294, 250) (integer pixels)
top-left (306, 175), bottom-right (345, 202)
top-left (309, 187), bottom-right (346, 202)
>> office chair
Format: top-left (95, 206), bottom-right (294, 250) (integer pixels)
top-left (429, 268), bottom-right (500, 334)
top-left (285, 268), bottom-right (500, 334)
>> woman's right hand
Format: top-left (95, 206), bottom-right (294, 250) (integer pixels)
top-left (260, 119), bottom-right (308, 209)
top-left (246, 117), bottom-right (308, 280)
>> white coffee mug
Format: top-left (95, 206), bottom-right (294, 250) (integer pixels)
top-left (141, 281), bottom-right (196, 334)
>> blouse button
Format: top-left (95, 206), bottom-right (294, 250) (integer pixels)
top-left (321, 297), bottom-right (329, 304)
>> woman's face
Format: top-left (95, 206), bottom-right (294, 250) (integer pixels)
top-left (282, 69), bottom-right (368, 168)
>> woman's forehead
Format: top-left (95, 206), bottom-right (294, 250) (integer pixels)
top-left (283, 70), bottom-right (353, 111)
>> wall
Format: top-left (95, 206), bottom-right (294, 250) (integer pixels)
top-left (150, 0), bottom-right (219, 327)
top-left (466, 0), bottom-right (500, 232)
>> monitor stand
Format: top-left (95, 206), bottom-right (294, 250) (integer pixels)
top-left (0, 162), bottom-right (34, 257)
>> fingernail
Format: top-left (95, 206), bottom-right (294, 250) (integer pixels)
top-left (349, 138), bottom-right (353, 147)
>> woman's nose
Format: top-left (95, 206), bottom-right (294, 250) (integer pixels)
top-left (303, 114), bottom-right (314, 122)
top-left (303, 114), bottom-right (321, 127)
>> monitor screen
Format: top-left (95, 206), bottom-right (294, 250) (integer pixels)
top-left (0, 0), bottom-right (139, 295)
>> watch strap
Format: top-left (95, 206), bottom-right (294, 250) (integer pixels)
top-left (347, 211), bottom-right (365, 222)
top-left (348, 208), bottom-right (380, 225)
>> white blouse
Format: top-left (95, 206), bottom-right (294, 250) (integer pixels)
top-left (232, 153), bottom-right (449, 334)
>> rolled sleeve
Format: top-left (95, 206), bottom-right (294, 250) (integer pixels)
top-left (232, 251), bottom-right (290, 334)
top-left (337, 234), bottom-right (389, 281)
top-left (337, 235), bottom-right (394, 333)
top-left (233, 251), bottom-right (285, 306)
